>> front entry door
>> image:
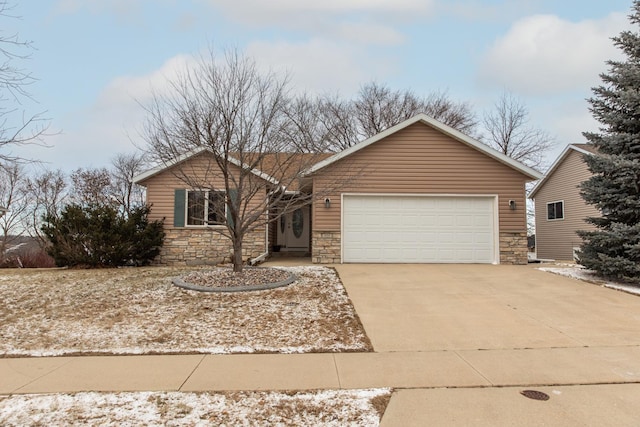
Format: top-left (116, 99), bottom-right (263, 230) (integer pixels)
top-left (278, 207), bottom-right (310, 251)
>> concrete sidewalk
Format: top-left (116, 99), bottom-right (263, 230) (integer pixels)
top-left (3, 263), bottom-right (640, 425)
top-left (2, 346), bottom-right (640, 424)
top-left (3, 346), bottom-right (640, 394)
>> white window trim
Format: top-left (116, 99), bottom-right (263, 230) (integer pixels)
top-left (185, 189), bottom-right (227, 227)
top-left (546, 200), bottom-right (564, 221)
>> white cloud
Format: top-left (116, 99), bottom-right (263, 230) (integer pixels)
top-left (208, 0), bottom-right (433, 17)
top-left (246, 39), bottom-right (395, 95)
top-left (34, 39), bottom-right (397, 171)
top-left (54, 0), bottom-right (142, 18)
top-left (206, 0), bottom-right (434, 45)
top-left (546, 99), bottom-right (598, 143)
top-left (440, 0), bottom-right (535, 23)
top-left (479, 12), bottom-right (629, 95)
top-left (30, 55), bottom-right (198, 172)
top-left (332, 22), bottom-right (405, 45)
top-left (96, 54), bottom-right (195, 107)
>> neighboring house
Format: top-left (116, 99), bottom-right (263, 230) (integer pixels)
top-left (529, 144), bottom-right (599, 261)
top-left (134, 114), bottom-right (542, 266)
top-left (0, 206), bottom-right (6, 218)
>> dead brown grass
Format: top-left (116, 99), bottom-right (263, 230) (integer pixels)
top-left (0, 265), bottom-right (372, 356)
top-left (0, 389), bottom-right (392, 426)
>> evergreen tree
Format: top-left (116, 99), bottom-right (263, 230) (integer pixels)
top-left (578, 1), bottom-right (640, 283)
top-left (42, 204), bottom-right (165, 268)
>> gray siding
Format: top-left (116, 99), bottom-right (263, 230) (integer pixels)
top-left (534, 150), bottom-right (599, 260)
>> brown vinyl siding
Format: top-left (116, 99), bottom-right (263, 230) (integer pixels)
top-left (534, 150), bottom-right (599, 260)
top-left (138, 152), bottom-right (270, 264)
top-left (140, 152), bottom-right (266, 227)
top-left (312, 122), bottom-right (529, 234)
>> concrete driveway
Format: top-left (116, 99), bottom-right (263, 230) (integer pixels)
top-left (3, 263), bottom-right (639, 426)
top-left (334, 263), bottom-right (640, 352)
top-left (334, 263), bottom-right (640, 426)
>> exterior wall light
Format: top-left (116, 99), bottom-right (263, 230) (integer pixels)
top-left (324, 198), bottom-right (331, 208)
top-left (509, 200), bottom-right (516, 210)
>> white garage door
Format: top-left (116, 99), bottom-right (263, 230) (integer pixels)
top-left (343, 195), bottom-right (496, 263)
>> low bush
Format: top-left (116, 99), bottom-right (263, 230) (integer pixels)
top-left (41, 204), bottom-right (165, 268)
top-left (0, 248), bottom-right (56, 268)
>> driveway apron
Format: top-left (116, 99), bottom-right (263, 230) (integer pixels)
top-left (334, 264), bottom-right (640, 353)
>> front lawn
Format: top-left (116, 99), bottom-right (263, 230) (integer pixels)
top-left (0, 265), bottom-right (372, 356)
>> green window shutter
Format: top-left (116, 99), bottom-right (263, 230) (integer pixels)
top-left (227, 189), bottom-right (237, 229)
top-left (174, 189), bottom-right (186, 227)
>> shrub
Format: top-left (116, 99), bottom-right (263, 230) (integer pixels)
top-left (0, 248), bottom-right (56, 268)
top-left (41, 204), bottom-right (165, 267)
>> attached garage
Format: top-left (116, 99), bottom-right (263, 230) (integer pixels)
top-left (342, 195), bottom-right (497, 263)
top-left (306, 114), bottom-right (543, 265)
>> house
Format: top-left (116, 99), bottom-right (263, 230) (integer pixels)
top-left (134, 114), bottom-right (542, 265)
top-left (529, 144), bottom-right (599, 261)
top-left (0, 206), bottom-right (6, 218)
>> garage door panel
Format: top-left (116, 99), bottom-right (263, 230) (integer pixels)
top-left (475, 233), bottom-right (492, 244)
top-left (343, 195), bottom-right (496, 263)
top-left (474, 215), bottom-right (492, 227)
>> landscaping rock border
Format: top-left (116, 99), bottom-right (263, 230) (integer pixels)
top-left (172, 267), bottom-right (297, 293)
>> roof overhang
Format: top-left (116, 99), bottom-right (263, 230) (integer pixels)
top-left (302, 113), bottom-right (543, 181)
top-left (133, 147), bottom-right (280, 186)
top-left (529, 144), bottom-right (593, 199)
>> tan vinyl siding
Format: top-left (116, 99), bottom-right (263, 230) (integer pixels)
top-left (140, 152), bottom-right (266, 227)
top-left (312, 122), bottom-right (529, 234)
top-left (534, 150), bottom-right (599, 260)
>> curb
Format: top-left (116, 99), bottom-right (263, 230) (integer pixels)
top-left (172, 268), bottom-right (297, 293)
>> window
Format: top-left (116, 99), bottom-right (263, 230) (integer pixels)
top-left (547, 200), bottom-right (564, 220)
top-left (186, 190), bottom-right (226, 226)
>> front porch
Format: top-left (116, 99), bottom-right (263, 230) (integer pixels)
top-left (270, 204), bottom-right (312, 257)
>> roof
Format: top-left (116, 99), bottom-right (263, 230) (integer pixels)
top-left (133, 147), bottom-right (281, 186)
top-left (133, 147), bottom-right (332, 191)
top-left (529, 144), bottom-right (595, 199)
top-left (302, 113), bottom-right (544, 180)
top-left (134, 114), bottom-right (543, 189)
top-left (572, 143), bottom-right (598, 154)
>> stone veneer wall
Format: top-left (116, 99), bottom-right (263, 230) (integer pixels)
top-left (499, 232), bottom-right (528, 265)
top-left (157, 227), bottom-right (266, 266)
top-left (312, 230), bottom-right (528, 265)
top-left (312, 231), bottom-right (341, 264)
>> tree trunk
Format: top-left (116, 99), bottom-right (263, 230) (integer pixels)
top-left (232, 236), bottom-right (244, 273)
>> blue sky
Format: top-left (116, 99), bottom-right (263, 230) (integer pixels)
top-left (5, 0), bottom-right (634, 172)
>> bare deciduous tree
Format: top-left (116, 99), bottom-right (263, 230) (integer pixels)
top-left (482, 91), bottom-right (554, 170)
top-left (69, 168), bottom-right (114, 208)
top-left (24, 168), bottom-right (67, 246)
top-left (0, 161), bottom-right (28, 260)
top-left (354, 82), bottom-right (425, 137)
top-left (318, 82), bottom-right (477, 151)
top-left (0, 1), bottom-right (50, 164)
top-left (110, 152), bottom-right (147, 215)
top-left (315, 94), bottom-right (359, 152)
top-left (142, 49), bottom-right (351, 272)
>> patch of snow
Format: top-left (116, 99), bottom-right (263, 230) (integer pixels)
top-left (4, 242), bottom-right (26, 253)
top-left (0, 266), bottom-right (372, 357)
top-left (0, 389), bottom-right (391, 426)
top-left (603, 283), bottom-right (640, 296)
top-left (536, 266), bottom-right (640, 296)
